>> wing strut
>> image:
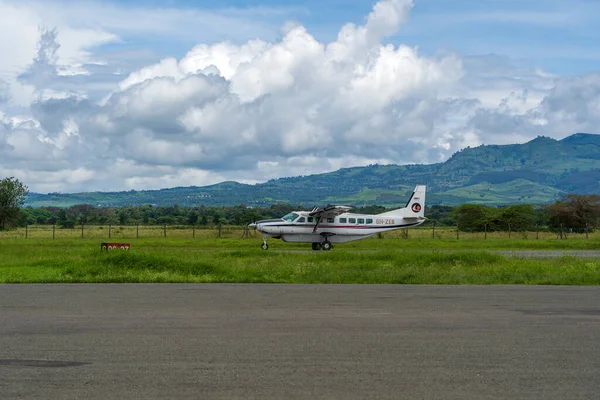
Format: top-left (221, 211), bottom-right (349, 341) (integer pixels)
top-left (312, 215), bottom-right (322, 233)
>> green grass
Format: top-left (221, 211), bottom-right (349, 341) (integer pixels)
top-left (1, 236), bottom-right (599, 284)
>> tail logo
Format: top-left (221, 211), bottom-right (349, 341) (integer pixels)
top-left (411, 203), bottom-right (422, 213)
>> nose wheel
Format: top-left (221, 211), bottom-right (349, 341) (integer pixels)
top-left (261, 238), bottom-right (269, 250)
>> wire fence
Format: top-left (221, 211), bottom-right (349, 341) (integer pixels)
top-left (0, 224), bottom-right (255, 240)
top-left (0, 223), bottom-right (596, 240)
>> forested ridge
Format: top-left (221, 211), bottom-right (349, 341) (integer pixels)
top-left (25, 133), bottom-right (600, 208)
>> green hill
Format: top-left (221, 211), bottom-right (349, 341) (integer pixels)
top-left (25, 133), bottom-right (600, 208)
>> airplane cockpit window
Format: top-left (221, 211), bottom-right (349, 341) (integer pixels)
top-left (282, 212), bottom-right (300, 222)
top-left (297, 217), bottom-right (306, 223)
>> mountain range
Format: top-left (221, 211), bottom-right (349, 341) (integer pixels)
top-left (26, 133), bottom-right (600, 208)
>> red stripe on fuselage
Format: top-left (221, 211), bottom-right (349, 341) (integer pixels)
top-left (272, 225), bottom-right (406, 229)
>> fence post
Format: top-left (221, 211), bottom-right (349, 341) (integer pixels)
top-left (456, 223), bottom-right (459, 240)
top-left (508, 223), bottom-right (511, 239)
top-left (586, 224), bottom-right (589, 239)
top-left (432, 221), bottom-right (435, 239)
top-left (558, 223), bottom-right (565, 240)
top-left (53, 224), bottom-right (56, 240)
top-left (193, 225), bottom-right (195, 239)
top-left (536, 223), bottom-right (539, 240)
top-left (484, 223), bottom-right (487, 240)
top-left (137, 224), bottom-right (139, 239)
top-left (164, 224), bottom-right (167, 238)
top-left (81, 223), bottom-right (84, 239)
top-left (218, 223), bottom-right (222, 238)
top-left (109, 224), bottom-right (111, 239)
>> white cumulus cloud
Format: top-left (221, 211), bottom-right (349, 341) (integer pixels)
top-left (0, 0), bottom-right (598, 193)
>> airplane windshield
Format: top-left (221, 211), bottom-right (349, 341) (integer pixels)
top-left (282, 212), bottom-right (299, 222)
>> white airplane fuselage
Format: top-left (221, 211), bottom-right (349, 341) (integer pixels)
top-left (250, 184), bottom-right (427, 250)
top-left (256, 211), bottom-right (425, 243)
top-left (254, 213), bottom-right (425, 243)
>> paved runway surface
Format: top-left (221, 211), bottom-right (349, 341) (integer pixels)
top-left (1, 284), bottom-right (599, 399)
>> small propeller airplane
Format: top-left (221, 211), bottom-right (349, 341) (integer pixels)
top-left (249, 185), bottom-right (426, 250)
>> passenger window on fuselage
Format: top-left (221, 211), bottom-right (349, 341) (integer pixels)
top-left (327, 218), bottom-right (334, 223)
top-left (366, 219), bottom-right (373, 224)
top-left (358, 218), bottom-right (364, 224)
top-left (349, 218), bottom-right (356, 223)
top-left (297, 217), bottom-right (306, 223)
top-left (339, 218), bottom-right (347, 223)
top-left (308, 217), bottom-right (313, 223)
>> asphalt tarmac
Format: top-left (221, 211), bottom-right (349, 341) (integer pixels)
top-left (1, 284), bottom-right (599, 399)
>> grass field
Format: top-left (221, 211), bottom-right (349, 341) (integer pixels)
top-left (1, 231), bottom-right (599, 284)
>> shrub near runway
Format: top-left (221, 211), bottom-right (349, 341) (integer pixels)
top-left (1, 238), bottom-right (599, 284)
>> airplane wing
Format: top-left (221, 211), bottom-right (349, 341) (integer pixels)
top-left (309, 206), bottom-right (352, 233)
top-left (308, 205), bottom-right (353, 219)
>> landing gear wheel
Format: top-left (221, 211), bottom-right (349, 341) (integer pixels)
top-left (311, 242), bottom-right (322, 251)
top-left (261, 242), bottom-right (269, 250)
top-left (321, 241), bottom-right (332, 251)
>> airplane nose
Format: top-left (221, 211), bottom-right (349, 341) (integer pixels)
top-left (248, 222), bottom-right (257, 229)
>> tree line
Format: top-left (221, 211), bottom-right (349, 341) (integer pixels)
top-left (453, 196), bottom-right (600, 232)
top-left (1, 177), bottom-right (599, 232)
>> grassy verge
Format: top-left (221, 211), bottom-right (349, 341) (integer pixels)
top-left (0, 238), bottom-right (599, 284)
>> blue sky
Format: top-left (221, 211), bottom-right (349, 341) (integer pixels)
top-left (98, 0), bottom-right (600, 74)
top-left (0, 0), bottom-right (599, 192)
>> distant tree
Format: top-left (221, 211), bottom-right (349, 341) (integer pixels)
top-left (21, 206), bottom-right (56, 225)
top-left (497, 204), bottom-right (538, 231)
top-left (0, 177), bottom-right (29, 230)
top-left (547, 194), bottom-right (600, 231)
top-left (70, 204), bottom-right (97, 224)
top-left (187, 210), bottom-right (199, 225)
top-left (128, 207), bottom-right (141, 224)
top-left (56, 208), bottom-right (75, 229)
top-left (199, 214), bottom-right (208, 226)
top-left (454, 204), bottom-right (498, 231)
top-left (427, 205), bottom-right (456, 226)
top-left (118, 208), bottom-right (128, 225)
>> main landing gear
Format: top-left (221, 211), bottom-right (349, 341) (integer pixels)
top-left (259, 238), bottom-right (332, 251)
top-left (312, 241), bottom-right (332, 251)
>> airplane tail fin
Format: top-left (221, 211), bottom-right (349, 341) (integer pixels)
top-left (378, 185), bottom-right (426, 218)
top-left (404, 184), bottom-right (426, 218)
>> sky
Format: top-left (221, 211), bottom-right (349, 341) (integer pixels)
top-left (0, 0), bottom-right (599, 193)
